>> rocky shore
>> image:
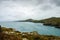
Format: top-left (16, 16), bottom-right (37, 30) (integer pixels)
top-left (0, 26), bottom-right (60, 40)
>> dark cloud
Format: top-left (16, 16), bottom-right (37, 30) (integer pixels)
top-left (40, 5), bottom-right (52, 10)
top-left (51, 0), bottom-right (60, 6)
top-left (0, 0), bottom-right (44, 6)
top-left (35, 0), bottom-right (44, 5)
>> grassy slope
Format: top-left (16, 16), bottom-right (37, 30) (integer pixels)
top-left (27, 17), bottom-right (60, 28)
top-left (39, 17), bottom-right (60, 28)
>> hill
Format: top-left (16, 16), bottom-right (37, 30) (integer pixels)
top-left (25, 17), bottom-right (60, 28)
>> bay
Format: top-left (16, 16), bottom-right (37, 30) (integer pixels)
top-left (0, 22), bottom-right (60, 36)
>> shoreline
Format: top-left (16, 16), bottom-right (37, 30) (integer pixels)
top-left (0, 26), bottom-right (60, 40)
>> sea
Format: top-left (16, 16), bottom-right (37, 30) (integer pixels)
top-left (0, 22), bottom-right (60, 36)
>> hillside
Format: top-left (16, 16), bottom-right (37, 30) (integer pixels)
top-left (38, 17), bottom-right (60, 28)
top-left (24, 17), bottom-right (60, 28)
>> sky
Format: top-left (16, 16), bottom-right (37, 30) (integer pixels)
top-left (0, 0), bottom-right (60, 21)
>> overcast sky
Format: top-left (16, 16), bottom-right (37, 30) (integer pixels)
top-left (0, 0), bottom-right (60, 21)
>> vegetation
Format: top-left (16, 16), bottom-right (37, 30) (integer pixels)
top-left (24, 17), bottom-right (60, 28)
top-left (38, 17), bottom-right (60, 28)
top-left (0, 26), bottom-right (60, 40)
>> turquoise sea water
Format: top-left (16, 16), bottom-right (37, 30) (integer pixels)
top-left (0, 22), bottom-right (60, 36)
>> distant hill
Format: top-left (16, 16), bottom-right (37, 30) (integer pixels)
top-left (36, 17), bottom-right (60, 28)
top-left (24, 17), bottom-right (60, 28)
top-left (14, 17), bottom-right (60, 28)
